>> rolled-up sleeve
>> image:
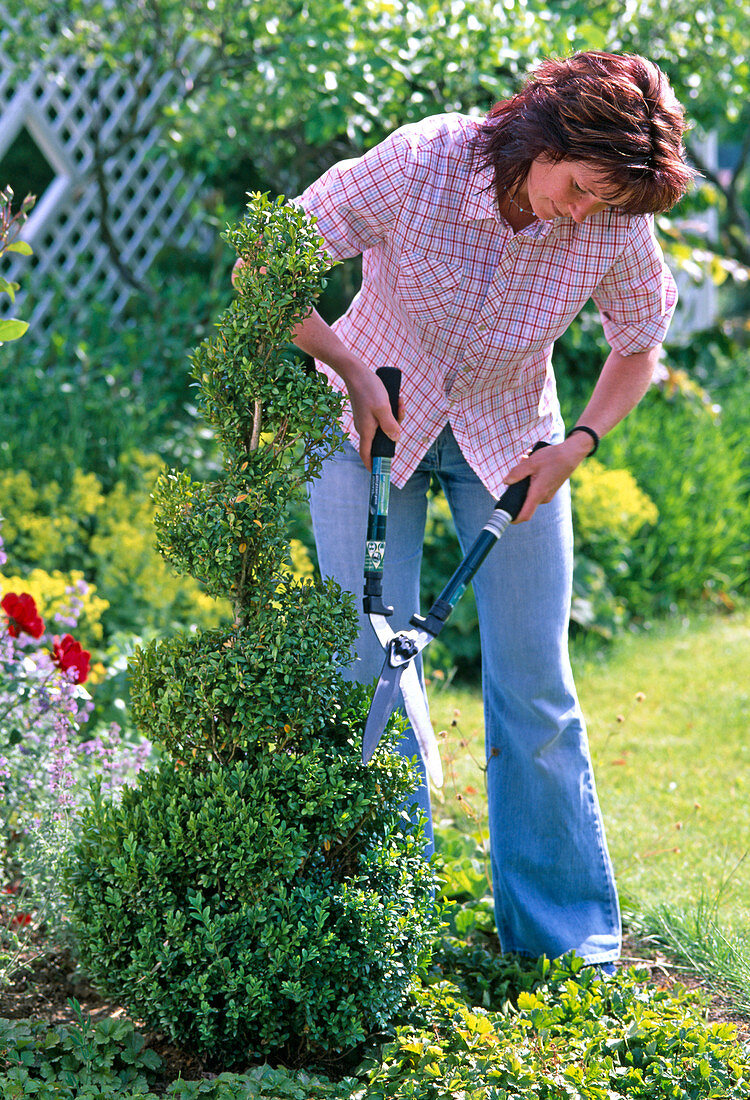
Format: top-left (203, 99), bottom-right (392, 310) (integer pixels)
top-left (293, 128), bottom-right (415, 260)
top-left (592, 216), bottom-right (678, 354)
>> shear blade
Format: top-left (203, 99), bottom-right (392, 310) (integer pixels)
top-left (362, 658), bottom-right (404, 764)
top-left (362, 656), bottom-right (444, 789)
top-left (399, 663), bottom-right (443, 788)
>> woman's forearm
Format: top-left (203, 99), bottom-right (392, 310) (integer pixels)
top-left (290, 309), bottom-right (366, 388)
top-left (505, 343), bottom-right (661, 521)
top-left (572, 344), bottom-right (661, 443)
top-left (291, 309), bottom-right (401, 465)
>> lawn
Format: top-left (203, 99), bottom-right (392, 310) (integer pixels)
top-left (429, 608), bottom-right (750, 937)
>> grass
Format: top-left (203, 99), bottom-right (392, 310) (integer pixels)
top-left (630, 897), bottom-right (750, 1016)
top-left (428, 608), bottom-right (750, 939)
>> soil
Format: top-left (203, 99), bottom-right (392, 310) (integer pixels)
top-left (0, 930), bottom-right (747, 1088)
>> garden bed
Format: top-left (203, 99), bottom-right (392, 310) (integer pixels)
top-left (1, 927), bottom-right (747, 1089)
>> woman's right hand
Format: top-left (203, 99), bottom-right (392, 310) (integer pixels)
top-left (280, 305), bottom-right (402, 468)
top-left (344, 363), bottom-right (402, 469)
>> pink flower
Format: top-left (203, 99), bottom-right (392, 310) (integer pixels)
top-left (52, 634), bottom-right (91, 684)
top-left (1, 592), bottom-right (44, 639)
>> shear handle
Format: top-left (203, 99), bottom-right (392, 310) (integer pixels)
top-left (363, 367), bottom-right (401, 616)
top-left (371, 367), bottom-right (401, 459)
top-left (409, 441), bottom-right (550, 637)
top-left (493, 440), bottom-right (550, 520)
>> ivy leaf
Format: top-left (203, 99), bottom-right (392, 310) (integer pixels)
top-left (0, 318), bottom-right (29, 341)
top-left (4, 240), bottom-right (33, 255)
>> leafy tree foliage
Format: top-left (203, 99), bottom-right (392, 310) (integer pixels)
top-left (13, 1), bottom-right (748, 305)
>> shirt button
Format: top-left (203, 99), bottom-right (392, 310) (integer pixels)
top-left (476, 323), bottom-right (487, 334)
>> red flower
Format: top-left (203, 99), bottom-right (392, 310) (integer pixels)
top-left (1, 592), bottom-right (44, 639)
top-left (52, 634), bottom-right (91, 684)
top-left (11, 912), bottom-right (32, 926)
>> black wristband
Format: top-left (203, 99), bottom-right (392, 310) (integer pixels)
top-left (566, 425), bottom-right (600, 455)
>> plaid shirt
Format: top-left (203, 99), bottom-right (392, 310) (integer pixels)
top-left (295, 113), bottom-right (677, 497)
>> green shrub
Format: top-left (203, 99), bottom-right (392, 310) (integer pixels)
top-left (129, 581), bottom-right (358, 758)
top-left (69, 692), bottom-right (435, 1060)
top-left (66, 193), bottom-right (439, 1067)
top-left (604, 387), bottom-right (749, 614)
top-left (572, 459), bottom-right (659, 550)
top-left (0, 249), bottom-right (230, 492)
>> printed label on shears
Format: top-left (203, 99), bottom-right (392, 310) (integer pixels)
top-left (369, 472), bottom-right (391, 516)
top-left (365, 541), bottom-right (386, 572)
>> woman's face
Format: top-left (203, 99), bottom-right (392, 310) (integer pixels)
top-left (522, 156), bottom-right (627, 223)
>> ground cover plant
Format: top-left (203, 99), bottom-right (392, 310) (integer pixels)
top-left (61, 194), bottom-right (439, 1068)
top-left (1, 914), bottom-right (748, 1097)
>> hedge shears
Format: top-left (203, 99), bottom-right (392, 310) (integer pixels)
top-left (361, 365), bottom-right (548, 787)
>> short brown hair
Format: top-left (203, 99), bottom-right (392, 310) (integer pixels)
top-left (472, 51), bottom-right (694, 215)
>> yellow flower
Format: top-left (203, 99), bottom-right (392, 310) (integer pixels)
top-left (572, 459), bottom-right (658, 543)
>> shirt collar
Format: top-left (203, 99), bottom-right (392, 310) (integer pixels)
top-left (461, 165), bottom-right (499, 222)
top-left (461, 165), bottom-right (564, 240)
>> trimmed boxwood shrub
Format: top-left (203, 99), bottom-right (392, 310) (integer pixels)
top-left (128, 579), bottom-right (358, 758)
top-left (69, 686), bottom-right (435, 1060)
top-left (65, 193), bottom-right (439, 1066)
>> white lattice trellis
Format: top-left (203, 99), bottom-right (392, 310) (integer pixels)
top-left (0, 31), bottom-right (208, 341)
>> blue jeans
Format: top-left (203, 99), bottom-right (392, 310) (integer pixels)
top-left (309, 425), bottom-right (621, 965)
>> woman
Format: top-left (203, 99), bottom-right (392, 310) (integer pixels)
top-left (240, 51), bottom-right (693, 969)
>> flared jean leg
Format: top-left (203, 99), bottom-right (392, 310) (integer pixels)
top-left (308, 438), bottom-right (435, 854)
top-left (436, 433), bottom-right (621, 963)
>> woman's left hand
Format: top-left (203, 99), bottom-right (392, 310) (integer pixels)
top-left (504, 346), bottom-right (661, 522)
top-left (503, 434), bottom-right (594, 523)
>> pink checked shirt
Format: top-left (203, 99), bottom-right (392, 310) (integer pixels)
top-left (295, 113), bottom-right (677, 498)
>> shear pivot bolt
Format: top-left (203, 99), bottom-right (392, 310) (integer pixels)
top-left (393, 637), bottom-right (418, 661)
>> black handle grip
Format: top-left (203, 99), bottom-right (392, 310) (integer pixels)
top-left (494, 440), bottom-right (550, 520)
top-left (371, 367), bottom-right (401, 459)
